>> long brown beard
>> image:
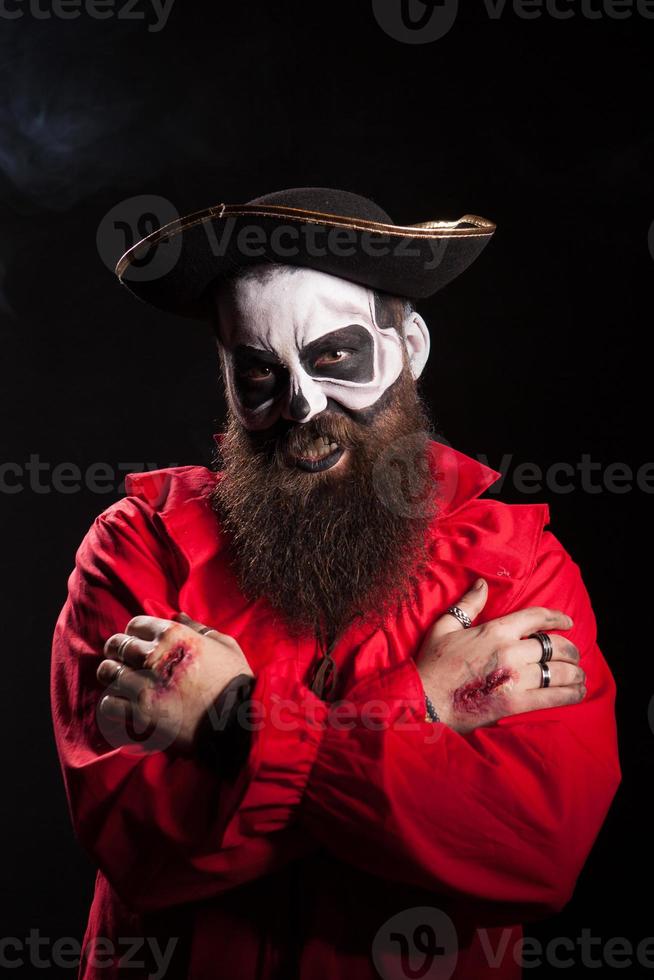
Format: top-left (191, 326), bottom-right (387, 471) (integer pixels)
top-left (210, 362), bottom-right (439, 646)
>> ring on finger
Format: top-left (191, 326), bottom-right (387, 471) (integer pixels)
top-left (529, 631), bottom-right (553, 664)
top-left (539, 662), bottom-right (551, 688)
top-left (446, 605), bottom-right (473, 629)
top-left (112, 662), bottom-right (129, 684)
top-left (116, 636), bottom-right (134, 663)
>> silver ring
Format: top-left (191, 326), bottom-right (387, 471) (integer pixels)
top-left (539, 662), bottom-right (551, 688)
top-left (116, 636), bottom-right (134, 662)
top-left (446, 605), bottom-right (473, 629)
top-left (113, 663), bottom-right (128, 685)
top-left (529, 631), bottom-right (553, 664)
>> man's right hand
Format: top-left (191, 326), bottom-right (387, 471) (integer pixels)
top-left (416, 579), bottom-right (586, 734)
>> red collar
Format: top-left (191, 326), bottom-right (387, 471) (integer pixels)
top-left (426, 440), bottom-right (501, 517)
top-left (126, 437), bottom-right (544, 587)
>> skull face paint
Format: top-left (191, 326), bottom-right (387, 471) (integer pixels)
top-left (213, 266), bottom-right (429, 432)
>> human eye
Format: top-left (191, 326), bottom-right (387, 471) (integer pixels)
top-left (314, 348), bottom-right (352, 367)
top-left (237, 364), bottom-right (274, 382)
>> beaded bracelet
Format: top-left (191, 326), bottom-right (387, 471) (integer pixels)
top-left (424, 693), bottom-right (440, 723)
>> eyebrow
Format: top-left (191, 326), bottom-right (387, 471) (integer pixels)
top-left (233, 344), bottom-right (284, 366)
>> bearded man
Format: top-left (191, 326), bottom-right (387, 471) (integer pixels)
top-left (51, 188), bottom-right (620, 980)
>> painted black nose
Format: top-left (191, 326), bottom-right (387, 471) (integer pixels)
top-left (287, 389), bottom-right (311, 422)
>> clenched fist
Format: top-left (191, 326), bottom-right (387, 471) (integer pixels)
top-left (96, 613), bottom-right (254, 754)
top-left (417, 579), bottom-right (586, 734)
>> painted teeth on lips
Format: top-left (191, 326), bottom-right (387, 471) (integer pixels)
top-left (297, 437), bottom-right (340, 460)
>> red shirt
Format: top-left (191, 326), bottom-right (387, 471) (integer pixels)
top-left (51, 439), bottom-right (620, 980)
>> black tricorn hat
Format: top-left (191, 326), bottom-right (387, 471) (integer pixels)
top-left (115, 187), bottom-right (496, 319)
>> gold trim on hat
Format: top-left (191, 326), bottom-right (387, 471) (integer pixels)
top-left (115, 202), bottom-right (496, 279)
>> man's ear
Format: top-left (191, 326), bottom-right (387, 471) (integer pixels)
top-left (402, 311), bottom-right (430, 379)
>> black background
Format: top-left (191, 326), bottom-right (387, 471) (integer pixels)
top-left (1, 2), bottom-right (652, 976)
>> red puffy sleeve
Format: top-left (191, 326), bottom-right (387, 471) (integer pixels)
top-left (292, 527), bottom-right (621, 923)
top-left (51, 495), bottom-right (324, 914)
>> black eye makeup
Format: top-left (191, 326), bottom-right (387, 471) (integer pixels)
top-left (232, 345), bottom-right (288, 409)
top-left (301, 325), bottom-right (374, 383)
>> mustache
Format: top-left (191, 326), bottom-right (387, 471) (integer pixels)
top-left (252, 412), bottom-right (365, 460)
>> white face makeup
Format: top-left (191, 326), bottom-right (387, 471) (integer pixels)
top-left (213, 266), bottom-right (430, 432)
